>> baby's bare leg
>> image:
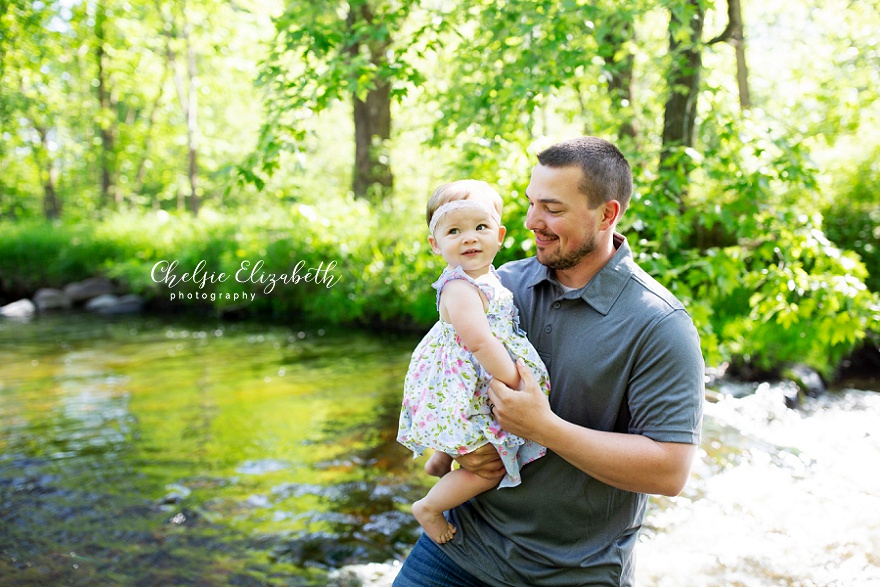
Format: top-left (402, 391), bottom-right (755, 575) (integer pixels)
top-left (424, 451), bottom-right (454, 477)
top-left (413, 467), bottom-right (499, 544)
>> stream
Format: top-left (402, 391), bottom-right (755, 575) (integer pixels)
top-left (1, 314), bottom-right (878, 586)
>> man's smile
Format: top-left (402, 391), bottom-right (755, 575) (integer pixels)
top-left (533, 231), bottom-right (558, 245)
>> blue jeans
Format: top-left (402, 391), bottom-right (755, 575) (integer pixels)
top-left (392, 534), bottom-right (493, 587)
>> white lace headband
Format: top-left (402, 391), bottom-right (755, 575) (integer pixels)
top-left (428, 200), bottom-right (501, 235)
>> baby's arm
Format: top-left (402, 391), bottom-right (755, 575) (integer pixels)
top-left (440, 279), bottom-right (521, 389)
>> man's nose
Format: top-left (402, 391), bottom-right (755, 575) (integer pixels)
top-left (525, 206), bottom-right (538, 230)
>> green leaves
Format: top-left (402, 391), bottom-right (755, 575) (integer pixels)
top-left (737, 219), bottom-right (875, 375)
top-left (0, 0), bottom-right (275, 217)
top-left (666, 204), bottom-right (878, 378)
top-left (2, 0), bottom-right (879, 377)
top-left (253, 0), bottom-right (436, 189)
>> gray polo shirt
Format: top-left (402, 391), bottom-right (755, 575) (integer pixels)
top-left (442, 233), bottom-right (704, 586)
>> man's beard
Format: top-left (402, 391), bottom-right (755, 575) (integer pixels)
top-left (537, 233), bottom-right (597, 271)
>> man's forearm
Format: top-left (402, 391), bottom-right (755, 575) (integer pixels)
top-left (534, 415), bottom-right (696, 496)
top-left (486, 361), bottom-right (697, 496)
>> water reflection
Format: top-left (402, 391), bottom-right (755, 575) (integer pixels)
top-left (0, 314), bottom-right (426, 586)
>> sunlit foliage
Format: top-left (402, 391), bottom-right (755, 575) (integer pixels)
top-left (1, 0), bottom-right (878, 376)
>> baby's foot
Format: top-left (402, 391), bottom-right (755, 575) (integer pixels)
top-left (412, 499), bottom-right (458, 544)
top-left (424, 452), bottom-right (453, 478)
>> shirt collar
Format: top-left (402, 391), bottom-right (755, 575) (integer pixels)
top-left (526, 233), bottom-right (634, 316)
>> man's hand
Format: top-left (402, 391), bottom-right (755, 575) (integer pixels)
top-left (455, 444), bottom-right (505, 481)
top-left (488, 359), bottom-right (554, 441)
top-left (456, 360), bottom-right (552, 483)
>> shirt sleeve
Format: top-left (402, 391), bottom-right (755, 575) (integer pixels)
top-left (626, 308), bottom-right (705, 444)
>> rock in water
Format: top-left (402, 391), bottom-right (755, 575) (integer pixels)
top-left (782, 363), bottom-right (825, 399)
top-left (63, 277), bottom-right (115, 303)
top-left (34, 288), bottom-right (72, 311)
top-left (0, 298), bottom-right (36, 319)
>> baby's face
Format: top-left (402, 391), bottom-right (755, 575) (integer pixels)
top-left (429, 206), bottom-right (505, 277)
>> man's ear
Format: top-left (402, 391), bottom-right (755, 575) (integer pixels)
top-left (600, 200), bottom-right (621, 231)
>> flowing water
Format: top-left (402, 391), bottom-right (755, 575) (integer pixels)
top-left (638, 382), bottom-right (880, 587)
top-left (1, 314), bottom-right (878, 586)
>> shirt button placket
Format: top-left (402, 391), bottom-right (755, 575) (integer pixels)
top-left (544, 300), bottom-right (559, 339)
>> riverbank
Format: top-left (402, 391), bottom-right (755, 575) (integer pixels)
top-left (3, 210), bottom-right (878, 381)
top-left (0, 211), bottom-right (442, 331)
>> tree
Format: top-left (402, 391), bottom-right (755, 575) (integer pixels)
top-left (0, 0), bottom-right (24, 217)
top-left (707, 0), bottom-right (750, 111)
top-left (595, 10), bottom-right (639, 143)
top-left (658, 0), bottom-right (706, 213)
top-left (158, 0), bottom-right (201, 215)
top-left (419, 0), bottom-right (647, 195)
top-left (347, 1), bottom-right (393, 200)
top-left (94, 0), bottom-right (118, 206)
top-left (255, 0), bottom-right (433, 204)
top-left (1, 1), bottom-right (66, 219)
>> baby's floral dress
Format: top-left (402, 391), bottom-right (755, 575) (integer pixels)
top-left (397, 265), bottom-right (551, 488)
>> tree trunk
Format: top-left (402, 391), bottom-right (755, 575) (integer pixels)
top-left (95, 1), bottom-right (118, 207)
top-left (36, 127), bottom-right (60, 219)
top-left (708, 0), bottom-right (751, 111)
top-left (347, 1), bottom-right (393, 204)
top-left (599, 15), bottom-right (638, 142)
top-left (184, 22), bottom-right (199, 215)
top-left (661, 0), bottom-right (704, 155)
top-left (43, 169), bottom-right (60, 220)
top-left (163, 0), bottom-right (199, 215)
top-left (352, 83), bottom-right (393, 203)
top-left (660, 0), bottom-right (705, 211)
top-left (730, 0), bottom-right (751, 110)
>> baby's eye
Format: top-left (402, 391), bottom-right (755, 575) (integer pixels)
top-left (476, 223), bottom-right (489, 231)
top-left (447, 228), bottom-right (460, 235)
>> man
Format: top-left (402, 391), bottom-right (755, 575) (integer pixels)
top-left (393, 136), bottom-right (704, 586)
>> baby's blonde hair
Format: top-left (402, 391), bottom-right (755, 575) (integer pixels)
top-left (425, 180), bottom-right (504, 227)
